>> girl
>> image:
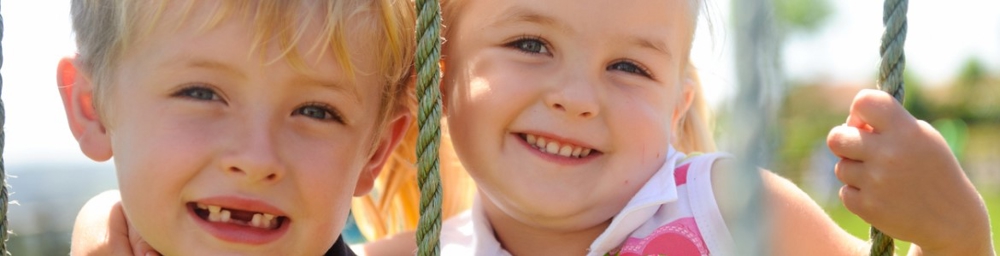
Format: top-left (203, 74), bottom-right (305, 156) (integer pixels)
top-left (433, 0), bottom-right (992, 255)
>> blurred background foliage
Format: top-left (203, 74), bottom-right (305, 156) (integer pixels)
top-left (771, 0), bottom-right (999, 252)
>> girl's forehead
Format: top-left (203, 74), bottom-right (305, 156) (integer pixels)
top-left (460, 0), bottom-right (697, 40)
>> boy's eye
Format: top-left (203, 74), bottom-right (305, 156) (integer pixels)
top-left (173, 86), bottom-right (222, 101)
top-left (294, 103), bottom-right (345, 124)
top-left (608, 60), bottom-right (652, 78)
top-left (506, 37), bottom-right (551, 55)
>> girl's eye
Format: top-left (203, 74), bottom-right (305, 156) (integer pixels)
top-left (173, 86), bottom-right (222, 101)
top-left (294, 103), bottom-right (345, 124)
top-left (608, 60), bottom-right (652, 78)
top-left (506, 37), bottom-right (550, 55)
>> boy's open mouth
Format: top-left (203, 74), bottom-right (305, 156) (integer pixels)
top-left (189, 202), bottom-right (287, 230)
top-left (516, 133), bottom-right (601, 158)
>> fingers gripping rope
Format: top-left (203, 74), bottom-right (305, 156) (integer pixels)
top-left (415, 0), bottom-right (444, 255)
top-left (871, 0), bottom-right (907, 255)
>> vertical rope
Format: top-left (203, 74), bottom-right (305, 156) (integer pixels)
top-left (870, 0), bottom-right (907, 255)
top-left (414, 0), bottom-right (443, 255)
top-left (0, 0), bottom-right (8, 254)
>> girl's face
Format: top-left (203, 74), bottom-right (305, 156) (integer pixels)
top-left (443, 0), bottom-right (698, 230)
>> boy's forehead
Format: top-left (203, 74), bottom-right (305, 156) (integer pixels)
top-left (134, 0), bottom-right (384, 82)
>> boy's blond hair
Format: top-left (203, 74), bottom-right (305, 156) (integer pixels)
top-left (70, 0), bottom-right (416, 134)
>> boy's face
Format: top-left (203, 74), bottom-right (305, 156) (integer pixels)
top-left (58, 3), bottom-right (401, 255)
top-left (442, 0), bottom-right (695, 232)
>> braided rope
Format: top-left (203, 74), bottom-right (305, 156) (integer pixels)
top-left (0, 1), bottom-right (8, 254)
top-left (414, 0), bottom-right (443, 255)
top-left (0, 1), bottom-right (9, 254)
top-left (870, 0), bottom-right (907, 255)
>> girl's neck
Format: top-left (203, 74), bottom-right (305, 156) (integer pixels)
top-left (481, 198), bottom-right (611, 256)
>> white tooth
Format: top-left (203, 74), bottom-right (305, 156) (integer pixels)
top-left (545, 142), bottom-right (560, 154)
top-left (208, 210), bottom-right (221, 222)
top-left (220, 210), bottom-right (231, 222)
top-left (197, 203), bottom-right (208, 210)
top-left (264, 214), bottom-right (276, 229)
top-left (526, 134), bottom-right (537, 145)
top-left (251, 213), bottom-right (262, 227)
top-left (536, 137), bottom-right (547, 148)
top-left (558, 145), bottom-right (573, 157)
top-left (581, 148), bottom-right (592, 157)
top-left (208, 205), bottom-right (221, 214)
top-left (572, 147), bottom-right (583, 157)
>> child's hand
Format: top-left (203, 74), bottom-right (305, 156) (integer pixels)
top-left (71, 190), bottom-right (160, 256)
top-left (827, 89), bottom-right (994, 255)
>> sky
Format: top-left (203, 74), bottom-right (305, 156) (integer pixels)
top-left (1, 0), bottom-right (998, 166)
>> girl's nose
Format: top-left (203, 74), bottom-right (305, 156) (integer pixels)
top-left (544, 76), bottom-right (600, 119)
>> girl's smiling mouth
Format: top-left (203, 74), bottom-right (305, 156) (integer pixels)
top-left (514, 132), bottom-right (603, 160)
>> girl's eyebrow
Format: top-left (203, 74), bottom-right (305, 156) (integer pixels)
top-left (629, 37), bottom-right (673, 59)
top-left (488, 6), bottom-right (575, 34)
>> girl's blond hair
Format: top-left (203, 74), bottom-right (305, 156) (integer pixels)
top-left (350, 117), bottom-right (475, 240)
top-left (350, 0), bottom-right (716, 241)
top-left (675, 64), bottom-right (717, 153)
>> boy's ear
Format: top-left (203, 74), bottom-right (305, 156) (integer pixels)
top-left (354, 111), bottom-right (413, 196)
top-left (57, 57), bottom-right (113, 161)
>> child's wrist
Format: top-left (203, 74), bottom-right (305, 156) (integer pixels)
top-left (911, 236), bottom-right (996, 256)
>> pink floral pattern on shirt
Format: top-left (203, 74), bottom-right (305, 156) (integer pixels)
top-left (609, 217), bottom-right (709, 256)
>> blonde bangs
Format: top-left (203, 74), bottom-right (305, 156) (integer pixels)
top-left (73, 0), bottom-right (416, 123)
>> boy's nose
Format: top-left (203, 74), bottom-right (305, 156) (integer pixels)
top-left (544, 75), bottom-right (600, 119)
top-left (220, 126), bottom-right (287, 184)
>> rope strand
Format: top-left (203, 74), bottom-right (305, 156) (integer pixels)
top-left (871, 0), bottom-right (907, 255)
top-left (415, 0), bottom-right (443, 255)
top-left (0, 2), bottom-right (10, 254)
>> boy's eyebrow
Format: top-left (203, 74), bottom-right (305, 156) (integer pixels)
top-left (189, 60), bottom-right (247, 80)
top-left (292, 76), bottom-right (362, 104)
top-left (488, 6), bottom-right (575, 34)
top-left (188, 60), bottom-right (361, 103)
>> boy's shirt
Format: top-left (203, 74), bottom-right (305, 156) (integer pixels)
top-left (326, 236), bottom-right (357, 256)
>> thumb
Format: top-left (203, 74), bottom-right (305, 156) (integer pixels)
top-left (125, 214), bottom-right (160, 256)
top-left (848, 89), bottom-right (915, 133)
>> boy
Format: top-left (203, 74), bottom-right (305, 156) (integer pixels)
top-left (58, 0), bottom-right (414, 254)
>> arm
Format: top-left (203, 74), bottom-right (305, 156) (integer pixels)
top-left (70, 190), bottom-right (158, 256)
top-left (711, 161), bottom-right (868, 256)
top-left (827, 89), bottom-right (993, 256)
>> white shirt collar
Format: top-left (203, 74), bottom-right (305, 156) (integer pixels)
top-left (461, 147), bottom-right (685, 256)
top-left (587, 146), bottom-right (684, 255)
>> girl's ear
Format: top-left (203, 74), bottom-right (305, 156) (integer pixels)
top-left (56, 57), bottom-right (113, 161)
top-left (672, 71), bottom-right (697, 129)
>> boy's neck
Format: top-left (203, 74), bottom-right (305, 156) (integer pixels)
top-left (482, 198), bottom-right (610, 256)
